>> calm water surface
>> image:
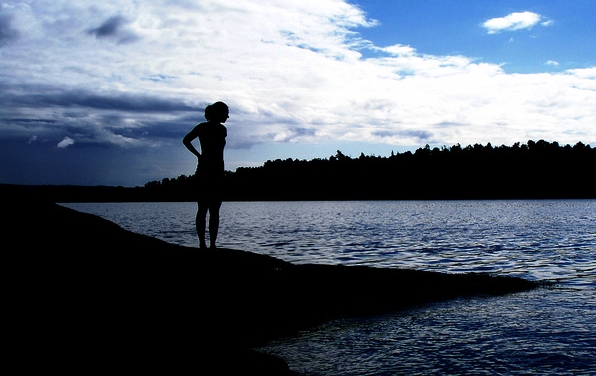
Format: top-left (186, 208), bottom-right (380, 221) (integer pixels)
top-left (62, 200), bottom-right (595, 375)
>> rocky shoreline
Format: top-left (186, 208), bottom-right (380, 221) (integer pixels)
top-left (6, 195), bottom-right (538, 374)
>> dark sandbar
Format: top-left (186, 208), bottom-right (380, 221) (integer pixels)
top-left (6, 197), bottom-right (538, 374)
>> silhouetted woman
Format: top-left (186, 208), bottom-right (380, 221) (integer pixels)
top-left (183, 101), bottom-right (228, 249)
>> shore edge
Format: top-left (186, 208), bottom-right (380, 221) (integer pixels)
top-left (6, 196), bottom-right (538, 374)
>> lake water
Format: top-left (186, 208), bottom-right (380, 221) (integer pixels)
top-left (62, 200), bottom-right (595, 375)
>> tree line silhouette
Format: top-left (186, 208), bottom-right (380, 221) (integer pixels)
top-left (7, 139), bottom-right (592, 202)
top-left (143, 140), bottom-right (595, 201)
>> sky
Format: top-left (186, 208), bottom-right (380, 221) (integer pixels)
top-left (1, 0), bottom-right (595, 187)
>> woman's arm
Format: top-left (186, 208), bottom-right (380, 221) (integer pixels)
top-left (183, 127), bottom-right (201, 159)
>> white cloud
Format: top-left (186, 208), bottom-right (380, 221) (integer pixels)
top-left (567, 67), bottom-right (596, 79)
top-left (57, 136), bottom-right (75, 148)
top-left (541, 20), bottom-right (554, 27)
top-left (380, 44), bottom-right (416, 56)
top-left (545, 60), bottom-right (559, 66)
top-left (482, 11), bottom-right (550, 34)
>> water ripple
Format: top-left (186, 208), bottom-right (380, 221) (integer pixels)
top-left (62, 200), bottom-right (596, 374)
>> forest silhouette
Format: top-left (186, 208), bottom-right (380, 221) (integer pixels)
top-left (6, 140), bottom-right (593, 202)
top-left (144, 140), bottom-right (595, 201)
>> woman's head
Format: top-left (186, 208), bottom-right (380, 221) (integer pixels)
top-left (204, 101), bottom-right (229, 123)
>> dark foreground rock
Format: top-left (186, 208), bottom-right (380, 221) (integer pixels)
top-left (5, 196), bottom-right (538, 374)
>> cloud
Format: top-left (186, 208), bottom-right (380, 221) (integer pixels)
top-left (0, 10), bottom-right (19, 47)
top-left (57, 136), bottom-right (75, 148)
top-left (87, 15), bottom-right (139, 44)
top-left (379, 44), bottom-right (416, 56)
top-left (482, 11), bottom-right (550, 34)
top-left (541, 20), bottom-right (554, 27)
top-left (4, 85), bottom-right (198, 113)
top-left (0, 1), bottom-right (594, 186)
top-left (545, 60), bottom-right (560, 66)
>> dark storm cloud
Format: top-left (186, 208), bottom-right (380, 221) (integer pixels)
top-left (95, 113), bottom-right (199, 142)
top-left (2, 84), bottom-right (198, 113)
top-left (0, 82), bottom-right (204, 156)
top-left (63, 91), bottom-right (195, 112)
top-left (0, 11), bottom-right (19, 47)
top-left (87, 16), bottom-right (126, 38)
top-left (86, 15), bottom-right (139, 44)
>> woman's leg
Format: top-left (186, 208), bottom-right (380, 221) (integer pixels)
top-left (208, 200), bottom-right (223, 249)
top-left (196, 202), bottom-right (209, 249)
